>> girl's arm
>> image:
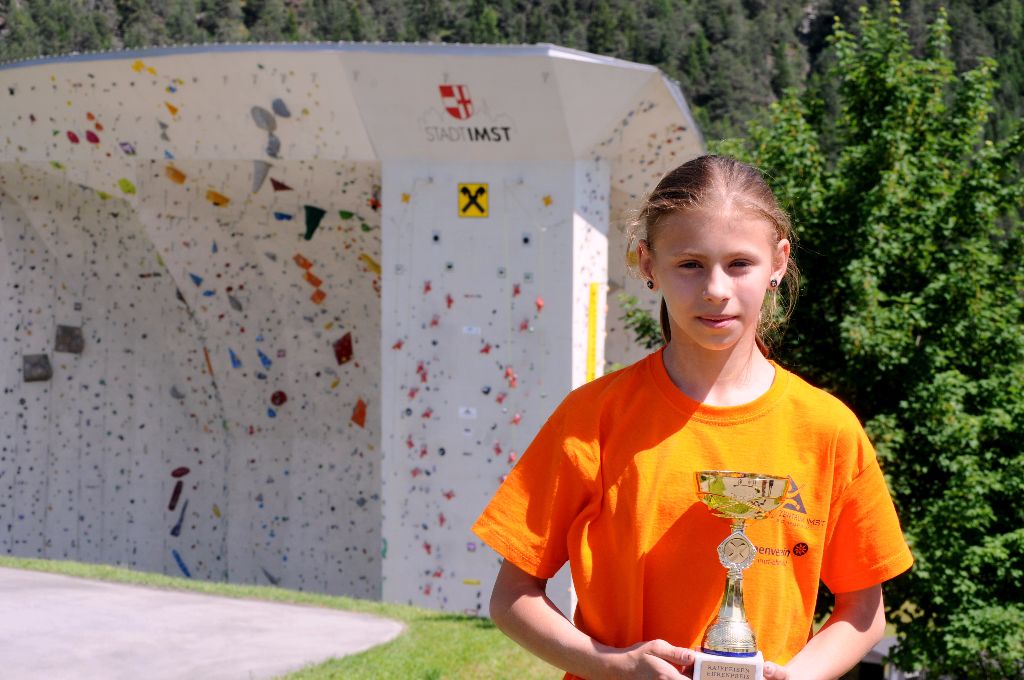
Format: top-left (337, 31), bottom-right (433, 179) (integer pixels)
top-left (490, 559), bottom-right (695, 680)
top-left (781, 584), bottom-right (887, 680)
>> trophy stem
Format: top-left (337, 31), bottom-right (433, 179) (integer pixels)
top-left (701, 519), bottom-right (757, 656)
top-left (717, 520), bottom-right (749, 625)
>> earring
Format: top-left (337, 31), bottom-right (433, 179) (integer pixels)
top-left (769, 278), bottom-right (779, 289)
top-left (646, 280), bottom-right (654, 290)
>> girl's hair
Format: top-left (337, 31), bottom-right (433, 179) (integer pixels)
top-left (625, 154), bottom-right (799, 355)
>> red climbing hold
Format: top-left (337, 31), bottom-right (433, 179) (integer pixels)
top-left (351, 398), bottom-right (367, 428)
top-left (67, 131), bottom-right (80, 144)
top-left (334, 332), bottom-right (353, 365)
top-left (171, 466), bottom-right (191, 478)
top-left (271, 391), bottom-right (287, 406)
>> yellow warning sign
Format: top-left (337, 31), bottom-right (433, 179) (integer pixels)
top-left (458, 183), bottom-right (488, 218)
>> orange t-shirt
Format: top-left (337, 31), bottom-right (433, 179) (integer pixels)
top-left (472, 349), bottom-right (913, 677)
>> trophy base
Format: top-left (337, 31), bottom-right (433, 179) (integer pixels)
top-left (692, 649), bottom-right (764, 680)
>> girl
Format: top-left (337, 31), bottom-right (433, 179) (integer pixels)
top-left (472, 155), bottom-right (913, 680)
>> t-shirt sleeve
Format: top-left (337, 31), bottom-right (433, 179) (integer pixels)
top-left (471, 401), bottom-right (599, 579)
top-left (820, 418), bottom-right (914, 594)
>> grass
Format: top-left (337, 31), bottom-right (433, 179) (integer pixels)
top-left (0, 555), bottom-right (563, 680)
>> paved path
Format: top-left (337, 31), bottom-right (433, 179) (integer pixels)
top-left (0, 567), bottom-right (404, 680)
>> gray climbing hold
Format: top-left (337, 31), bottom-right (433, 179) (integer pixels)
top-left (266, 133), bottom-right (280, 158)
top-left (23, 354), bottom-right (52, 382)
top-left (251, 106), bottom-right (276, 132)
top-left (228, 294), bottom-right (243, 312)
top-left (252, 160), bottom-right (271, 193)
top-left (170, 385), bottom-right (186, 400)
top-left (271, 98), bottom-right (291, 118)
top-left (55, 325), bottom-right (85, 354)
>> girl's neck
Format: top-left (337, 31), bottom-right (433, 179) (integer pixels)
top-left (661, 336), bottom-right (776, 407)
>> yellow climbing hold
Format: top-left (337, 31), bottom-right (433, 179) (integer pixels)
top-left (212, 504), bottom-right (221, 518)
top-left (96, 191), bottom-right (112, 200)
top-left (206, 189), bottom-right (230, 207)
top-left (117, 178), bottom-right (136, 195)
top-left (132, 60), bottom-right (145, 73)
top-left (359, 253), bottom-right (381, 275)
top-left (401, 193), bottom-right (411, 203)
top-left (50, 161), bottom-right (65, 170)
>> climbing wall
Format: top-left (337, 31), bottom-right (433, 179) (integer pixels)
top-left (598, 77), bottom-right (705, 370)
top-left (0, 157), bottom-right (384, 597)
top-left (0, 42), bottom-right (701, 610)
top-left (378, 159), bottom-right (608, 614)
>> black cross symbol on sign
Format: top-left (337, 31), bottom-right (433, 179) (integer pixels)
top-left (460, 185), bottom-right (486, 214)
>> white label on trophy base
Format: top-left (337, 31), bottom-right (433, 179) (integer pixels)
top-left (694, 650), bottom-right (763, 680)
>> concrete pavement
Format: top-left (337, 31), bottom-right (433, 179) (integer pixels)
top-left (0, 566), bottom-right (404, 680)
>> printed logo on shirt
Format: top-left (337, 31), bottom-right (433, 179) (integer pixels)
top-left (793, 542), bottom-right (809, 557)
top-left (783, 476), bottom-right (807, 514)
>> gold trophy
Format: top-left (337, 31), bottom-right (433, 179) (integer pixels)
top-left (691, 471), bottom-right (791, 680)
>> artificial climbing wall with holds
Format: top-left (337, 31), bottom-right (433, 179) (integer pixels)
top-left (0, 42), bottom-right (702, 609)
top-left (0, 157), bottom-right (384, 597)
top-left (378, 160), bottom-right (608, 614)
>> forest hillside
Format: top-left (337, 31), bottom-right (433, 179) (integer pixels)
top-left (1, 0), bottom-right (1021, 140)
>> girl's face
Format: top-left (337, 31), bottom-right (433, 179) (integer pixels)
top-left (639, 207), bottom-right (789, 355)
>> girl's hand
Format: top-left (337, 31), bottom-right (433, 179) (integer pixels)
top-left (611, 639), bottom-right (695, 679)
top-left (763, 661), bottom-right (788, 679)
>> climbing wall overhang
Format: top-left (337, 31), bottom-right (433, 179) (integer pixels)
top-left (0, 43), bottom-right (702, 612)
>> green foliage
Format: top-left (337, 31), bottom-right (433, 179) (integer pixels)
top-left (721, 2), bottom-right (1024, 675)
top-left (618, 294), bottom-right (663, 350)
top-left (3, 1), bottom-right (1024, 143)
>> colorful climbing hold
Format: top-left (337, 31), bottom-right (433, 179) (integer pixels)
top-left (189, 273), bottom-right (203, 286)
top-left (206, 189), bottom-right (230, 206)
top-left (303, 205), bottom-right (327, 240)
top-left (293, 254), bottom-right (313, 270)
top-left (334, 333), bottom-right (353, 365)
top-left (257, 350), bottom-right (272, 369)
top-left (171, 466), bottom-right (190, 478)
top-left (270, 178), bottom-right (292, 192)
top-left (229, 349), bottom-right (242, 369)
top-left (310, 289), bottom-right (326, 305)
top-left (270, 391), bottom-right (287, 406)
top-left (359, 254), bottom-right (381, 275)
top-left (117, 178), bottom-right (136, 195)
top-left (66, 131), bottom-right (80, 144)
top-left (171, 549), bottom-right (191, 578)
top-left (351, 399), bottom-right (367, 428)
top-left (169, 480), bottom-right (183, 511)
top-left (85, 130), bottom-right (100, 144)
top-left (165, 165), bottom-right (187, 184)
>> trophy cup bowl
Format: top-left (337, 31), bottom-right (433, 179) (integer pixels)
top-left (691, 471), bottom-right (790, 680)
top-left (695, 471), bottom-right (790, 520)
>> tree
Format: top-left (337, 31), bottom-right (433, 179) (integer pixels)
top-left (716, 2), bottom-right (1024, 675)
